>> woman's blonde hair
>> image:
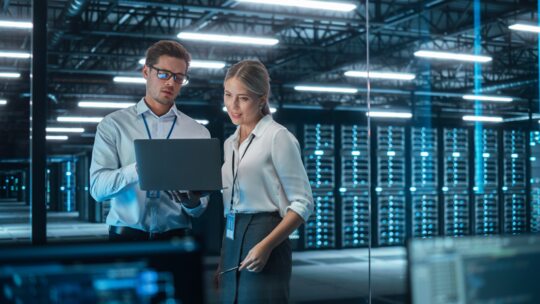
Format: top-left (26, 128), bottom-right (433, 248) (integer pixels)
top-left (224, 60), bottom-right (271, 115)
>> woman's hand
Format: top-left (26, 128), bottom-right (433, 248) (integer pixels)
top-left (239, 241), bottom-right (273, 273)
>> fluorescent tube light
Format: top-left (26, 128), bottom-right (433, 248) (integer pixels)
top-left (0, 99), bottom-right (6, 105)
top-left (235, 0), bottom-right (356, 12)
top-left (344, 71), bottom-right (415, 80)
top-left (367, 111), bottom-right (412, 119)
top-left (177, 32), bottom-right (279, 46)
top-left (414, 50), bottom-right (492, 63)
top-left (223, 106), bottom-right (277, 113)
top-left (191, 60), bottom-right (226, 69)
top-left (0, 72), bottom-right (20, 78)
top-left (294, 85), bottom-right (358, 94)
top-left (0, 20), bottom-right (32, 29)
top-left (113, 76), bottom-right (146, 84)
top-left (46, 127), bottom-right (85, 133)
top-left (78, 101), bottom-right (135, 109)
top-left (509, 23), bottom-right (540, 33)
top-left (57, 116), bottom-right (103, 123)
top-left (462, 95), bottom-right (513, 103)
top-left (139, 58), bottom-right (226, 69)
top-left (195, 119), bottom-right (209, 125)
top-left (0, 51), bottom-right (31, 59)
top-left (462, 115), bottom-right (503, 123)
top-left (46, 135), bottom-right (68, 141)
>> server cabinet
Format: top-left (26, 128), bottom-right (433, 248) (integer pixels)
top-left (443, 128), bottom-right (470, 236)
top-left (411, 127), bottom-right (439, 237)
top-left (376, 126), bottom-right (406, 246)
top-left (340, 125), bottom-right (369, 247)
top-left (304, 124), bottom-right (336, 249)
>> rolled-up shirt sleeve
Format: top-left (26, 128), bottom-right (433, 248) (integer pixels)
top-left (271, 129), bottom-right (314, 222)
top-left (90, 119), bottom-right (138, 202)
top-left (181, 196), bottom-right (209, 217)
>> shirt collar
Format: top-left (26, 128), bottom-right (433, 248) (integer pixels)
top-left (251, 114), bottom-right (273, 137)
top-left (135, 98), bottom-right (181, 119)
top-left (231, 114), bottom-right (273, 140)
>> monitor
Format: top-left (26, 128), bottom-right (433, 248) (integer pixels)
top-left (408, 234), bottom-right (540, 304)
top-left (0, 239), bottom-right (203, 303)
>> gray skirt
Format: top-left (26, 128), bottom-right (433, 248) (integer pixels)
top-left (221, 212), bottom-right (292, 304)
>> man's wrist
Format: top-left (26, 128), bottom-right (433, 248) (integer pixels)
top-left (182, 198), bottom-right (201, 209)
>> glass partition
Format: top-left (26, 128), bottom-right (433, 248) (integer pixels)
top-left (366, 1), bottom-right (539, 303)
top-left (0, 3), bottom-right (32, 244)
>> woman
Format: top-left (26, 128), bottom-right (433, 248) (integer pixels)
top-left (216, 60), bottom-right (314, 303)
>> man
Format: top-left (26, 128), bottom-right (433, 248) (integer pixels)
top-left (90, 40), bottom-right (210, 241)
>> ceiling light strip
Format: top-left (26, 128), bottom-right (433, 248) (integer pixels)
top-left (235, 0), bottom-right (356, 12)
top-left (509, 23), bottom-right (540, 33)
top-left (78, 101), bottom-right (135, 108)
top-left (367, 111), bottom-right (412, 119)
top-left (46, 127), bottom-right (85, 133)
top-left (345, 71), bottom-right (415, 80)
top-left (462, 115), bottom-right (503, 123)
top-left (414, 50), bottom-right (492, 63)
top-left (177, 32), bottom-right (278, 46)
top-left (57, 116), bottom-right (103, 123)
top-left (0, 20), bottom-right (33, 29)
top-left (294, 85), bottom-right (358, 94)
top-left (462, 94), bottom-right (513, 103)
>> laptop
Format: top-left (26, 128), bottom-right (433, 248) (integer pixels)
top-left (134, 138), bottom-right (222, 191)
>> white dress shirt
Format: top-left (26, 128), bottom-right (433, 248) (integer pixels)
top-left (222, 115), bottom-right (314, 221)
top-left (90, 98), bottom-right (210, 232)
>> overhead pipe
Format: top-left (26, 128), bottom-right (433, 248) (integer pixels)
top-left (49, 0), bottom-right (90, 48)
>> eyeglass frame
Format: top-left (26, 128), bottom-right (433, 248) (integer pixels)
top-left (146, 64), bottom-right (189, 85)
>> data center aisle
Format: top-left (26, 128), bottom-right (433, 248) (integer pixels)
top-left (0, 200), bottom-right (108, 243)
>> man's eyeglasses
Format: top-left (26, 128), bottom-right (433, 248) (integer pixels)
top-left (147, 64), bottom-right (189, 85)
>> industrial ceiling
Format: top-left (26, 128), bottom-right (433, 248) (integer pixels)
top-left (0, 0), bottom-right (538, 157)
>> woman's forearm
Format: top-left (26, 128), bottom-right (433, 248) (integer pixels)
top-left (259, 210), bottom-right (304, 250)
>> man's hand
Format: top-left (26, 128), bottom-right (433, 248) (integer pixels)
top-left (165, 190), bottom-right (206, 208)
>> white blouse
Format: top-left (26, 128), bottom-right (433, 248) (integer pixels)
top-left (221, 115), bottom-right (314, 221)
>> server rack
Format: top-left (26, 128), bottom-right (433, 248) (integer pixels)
top-left (502, 130), bottom-right (527, 234)
top-left (530, 131), bottom-right (540, 232)
top-left (375, 126), bottom-right (406, 246)
top-left (474, 128), bottom-right (499, 235)
top-left (0, 172), bottom-right (23, 201)
top-left (340, 125), bottom-right (369, 247)
top-left (303, 124), bottom-right (336, 249)
top-left (411, 127), bottom-right (439, 238)
top-left (443, 128), bottom-right (470, 236)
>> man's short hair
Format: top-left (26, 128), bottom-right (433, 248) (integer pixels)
top-left (144, 40), bottom-right (191, 70)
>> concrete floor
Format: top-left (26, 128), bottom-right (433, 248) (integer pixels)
top-left (0, 201), bottom-right (407, 303)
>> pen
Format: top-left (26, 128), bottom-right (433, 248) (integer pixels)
top-left (219, 266), bottom-right (239, 275)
